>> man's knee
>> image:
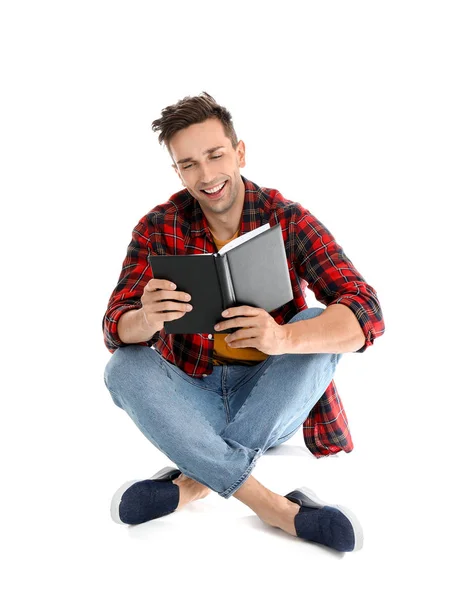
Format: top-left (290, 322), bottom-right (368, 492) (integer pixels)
top-left (104, 345), bottom-right (140, 391)
top-left (104, 346), bottom-right (151, 409)
top-left (288, 306), bottom-right (325, 324)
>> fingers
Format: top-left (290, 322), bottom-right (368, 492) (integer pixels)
top-left (160, 308), bottom-right (192, 322)
top-left (143, 298), bottom-right (192, 318)
top-left (145, 278), bottom-right (176, 293)
top-left (221, 306), bottom-right (262, 318)
top-left (214, 307), bottom-right (266, 331)
top-left (214, 318), bottom-right (250, 331)
top-left (156, 301), bottom-right (193, 314)
top-left (144, 279), bottom-right (191, 302)
top-left (142, 278), bottom-right (193, 326)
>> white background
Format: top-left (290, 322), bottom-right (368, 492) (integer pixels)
top-left (1, 1), bottom-right (462, 598)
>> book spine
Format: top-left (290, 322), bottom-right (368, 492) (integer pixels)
top-left (214, 253), bottom-right (236, 308)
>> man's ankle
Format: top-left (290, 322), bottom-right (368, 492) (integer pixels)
top-left (173, 473), bottom-right (210, 508)
top-left (232, 475), bottom-right (295, 527)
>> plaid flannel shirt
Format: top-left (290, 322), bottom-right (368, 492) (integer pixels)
top-left (103, 175), bottom-right (385, 457)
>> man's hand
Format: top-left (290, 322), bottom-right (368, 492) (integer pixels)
top-left (140, 278), bottom-right (193, 331)
top-left (214, 306), bottom-right (289, 355)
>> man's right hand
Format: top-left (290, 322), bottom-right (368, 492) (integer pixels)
top-left (140, 278), bottom-right (193, 331)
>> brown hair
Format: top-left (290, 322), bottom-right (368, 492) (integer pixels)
top-left (151, 92), bottom-right (238, 156)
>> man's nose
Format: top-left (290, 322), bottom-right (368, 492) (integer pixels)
top-left (198, 162), bottom-right (215, 185)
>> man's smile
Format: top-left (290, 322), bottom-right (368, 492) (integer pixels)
top-left (200, 180), bottom-right (228, 199)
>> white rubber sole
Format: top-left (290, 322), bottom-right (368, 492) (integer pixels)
top-left (110, 466), bottom-right (179, 525)
top-left (294, 486), bottom-right (364, 551)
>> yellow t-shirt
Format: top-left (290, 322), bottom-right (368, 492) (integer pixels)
top-left (211, 230), bottom-right (269, 366)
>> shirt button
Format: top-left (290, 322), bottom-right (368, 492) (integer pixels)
top-left (208, 334), bottom-right (213, 339)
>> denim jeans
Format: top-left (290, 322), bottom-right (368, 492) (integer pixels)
top-left (104, 307), bottom-right (341, 499)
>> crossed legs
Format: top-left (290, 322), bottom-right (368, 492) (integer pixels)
top-left (104, 308), bottom-right (338, 537)
top-left (173, 473), bottom-right (299, 536)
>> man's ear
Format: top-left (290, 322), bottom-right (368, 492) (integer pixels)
top-left (237, 140), bottom-right (246, 168)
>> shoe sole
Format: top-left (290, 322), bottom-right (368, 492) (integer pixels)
top-left (294, 486), bottom-right (364, 551)
top-left (110, 466), bottom-right (180, 525)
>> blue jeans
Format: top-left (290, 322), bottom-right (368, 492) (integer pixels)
top-left (104, 307), bottom-right (341, 499)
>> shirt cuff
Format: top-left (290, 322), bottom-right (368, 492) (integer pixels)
top-left (333, 297), bottom-right (378, 353)
top-left (103, 303), bottom-right (160, 352)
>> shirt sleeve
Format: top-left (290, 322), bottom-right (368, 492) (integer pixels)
top-left (102, 217), bottom-right (160, 353)
top-left (290, 204), bottom-right (385, 352)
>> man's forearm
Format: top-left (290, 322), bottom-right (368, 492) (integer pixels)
top-left (117, 308), bottom-right (161, 344)
top-left (282, 304), bottom-right (365, 354)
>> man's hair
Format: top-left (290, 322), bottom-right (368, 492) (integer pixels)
top-left (151, 92), bottom-right (238, 157)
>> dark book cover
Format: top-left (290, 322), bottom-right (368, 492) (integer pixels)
top-left (148, 223), bottom-right (293, 334)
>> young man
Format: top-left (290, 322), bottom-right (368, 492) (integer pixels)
top-left (102, 92), bottom-right (385, 552)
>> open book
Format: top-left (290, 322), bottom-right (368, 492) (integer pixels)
top-left (148, 223), bottom-right (293, 334)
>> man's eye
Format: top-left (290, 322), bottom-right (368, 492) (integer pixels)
top-left (182, 156), bottom-right (220, 170)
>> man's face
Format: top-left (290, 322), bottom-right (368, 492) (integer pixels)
top-left (170, 118), bottom-right (246, 218)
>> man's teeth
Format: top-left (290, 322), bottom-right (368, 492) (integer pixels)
top-left (203, 182), bottom-right (225, 194)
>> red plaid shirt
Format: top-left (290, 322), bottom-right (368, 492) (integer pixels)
top-left (103, 176), bottom-right (385, 457)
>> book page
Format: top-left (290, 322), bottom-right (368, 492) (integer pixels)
top-left (217, 223), bottom-right (270, 256)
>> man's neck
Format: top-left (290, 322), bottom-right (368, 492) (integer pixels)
top-left (209, 222), bottom-right (241, 241)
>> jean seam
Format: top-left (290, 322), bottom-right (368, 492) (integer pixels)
top-left (276, 422), bottom-right (301, 442)
top-left (228, 357), bottom-right (271, 395)
top-left (224, 360), bottom-right (274, 428)
top-left (161, 354), bottom-right (214, 391)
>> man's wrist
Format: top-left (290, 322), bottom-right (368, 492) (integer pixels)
top-left (138, 308), bottom-right (163, 335)
top-left (138, 307), bottom-right (152, 331)
top-left (280, 320), bottom-right (319, 354)
top-left (117, 308), bottom-right (161, 344)
top-left (279, 323), bottom-right (295, 354)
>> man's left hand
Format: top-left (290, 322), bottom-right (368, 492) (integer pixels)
top-left (214, 306), bottom-right (289, 355)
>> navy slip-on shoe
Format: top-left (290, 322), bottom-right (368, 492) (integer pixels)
top-left (111, 466), bottom-right (182, 525)
top-left (285, 486), bottom-right (363, 552)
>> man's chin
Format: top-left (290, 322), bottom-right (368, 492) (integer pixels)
top-left (205, 199), bottom-right (234, 215)
top-left (197, 191), bottom-right (234, 212)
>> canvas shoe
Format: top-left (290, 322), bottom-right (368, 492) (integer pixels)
top-left (111, 466), bottom-right (182, 525)
top-left (285, 486), bottom-right (363, 552)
